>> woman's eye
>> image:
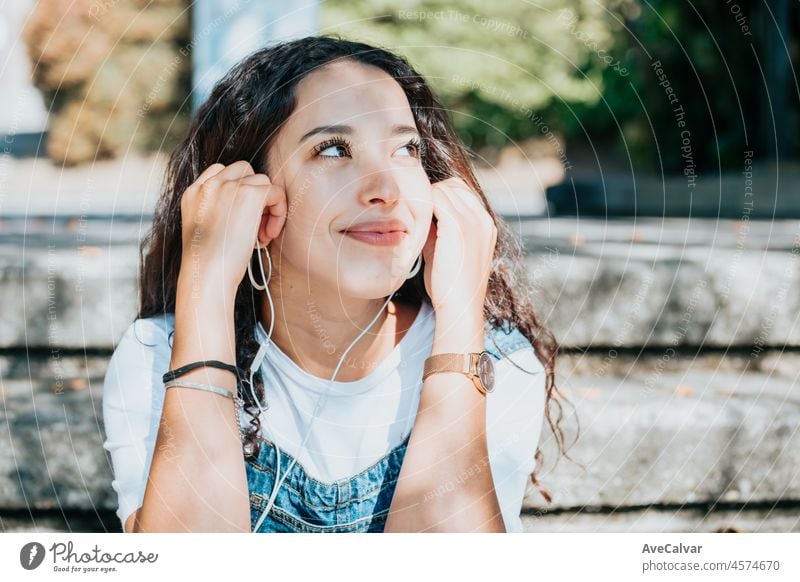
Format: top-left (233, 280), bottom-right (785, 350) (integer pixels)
top-left (318, 144), bottom-right (349, 158)
top-left (314, 137), bottom-right (422, 160)
top-left (396, 144), bottom-right (416, 157)
top-left (314, 137), bottom-right (352, 159)
top-left (396, 141), bottom-right (421, 158)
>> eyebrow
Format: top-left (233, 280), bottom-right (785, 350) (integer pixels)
top-left (299, 123), bottom-right (419, 144)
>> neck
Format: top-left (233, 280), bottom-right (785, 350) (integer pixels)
top-left (257, 261), bottom-right (414, 383)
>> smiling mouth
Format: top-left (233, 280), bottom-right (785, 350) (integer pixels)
top-left (340, 230), bottom-right (408, 247)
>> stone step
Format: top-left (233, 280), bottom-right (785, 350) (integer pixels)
top-left (1, 350), bottom-right (796, 521)
top-left (1, 216), bottom-right (799, 349)
top-left (522, 352), bottom-right (800, 512)
top-left (521, 506), bottom-right (800, 533)
top-left (514, 216), bottom-right (800, 348)
top-left (0, 355), bottom-right (113, 513)
top-left (0, 155), bottom-right (165, 217)
top-left (4, 507), bottom-right (797, 533)
top-left (547, 165), bottom-right (800, 219)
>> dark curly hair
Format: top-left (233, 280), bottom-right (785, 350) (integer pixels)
top-left (136, 34), bottom-right (578, 505)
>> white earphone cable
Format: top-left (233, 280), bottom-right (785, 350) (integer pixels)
top-left (246, 245), bottom-right (411, 532)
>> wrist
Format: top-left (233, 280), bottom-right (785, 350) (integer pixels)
top-left (434, 303), bottom-right (484, 332)
top-left (433, 298), bottom-right (483, 321)
top-left (432, 309), bottom-right (484, 354)
top-left (173, 271), bottom-right (236, 355)
top-left (176, 266), bottom-right (237, 307)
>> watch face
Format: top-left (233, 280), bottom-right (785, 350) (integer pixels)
top-left (477, 352), bottom-right (495, 392)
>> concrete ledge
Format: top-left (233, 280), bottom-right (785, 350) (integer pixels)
top-left (0, 215), bottom-right (797, 532)
top-left (517, 216), bottom-right (800, 348)
top-left (0, 355), bottom-right (112, 511)
top-left (523, 352), bottom-right (800, 510)
top-left (3, 508), bottom-right (797, 533)
top-left (2, 216), bottom-right (799, 349)
top-left (1, 350), bottom-right (797, 520)
top-left (522, 506), bottom-right (800, 533)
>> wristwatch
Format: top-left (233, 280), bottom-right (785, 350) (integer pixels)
top-left (422, 351), bottom-right (495, 395)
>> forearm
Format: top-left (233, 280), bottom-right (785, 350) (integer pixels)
top-left (135, 275), bottom-right (250, 532)
top-left (385, 310), bottom-right (505, 533)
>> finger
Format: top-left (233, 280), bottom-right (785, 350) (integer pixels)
top-left (441, 178), bottom-right (484, 216)
top-left (236, 177), bottom-right (287, 246)
top-left (195, 163), bottom-right (226, 186)
top-left (431, 181), bottom-right (462, 225)
top-left (454, 185), bottom-right (486, 214)
top-left (207, 159), bottom-right (256, 183)
top-left (441, 181), bottom-right (495, 245)
top-left (238, 173), bottom-right (272, 187)
top-left (437, 181), bottom-right (473, 221)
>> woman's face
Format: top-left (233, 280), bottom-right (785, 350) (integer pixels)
top-left (266, 59), bottom-right (433, 300)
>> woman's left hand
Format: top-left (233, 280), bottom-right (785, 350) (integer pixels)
top-left (421, 177), bottom-right (497, 322)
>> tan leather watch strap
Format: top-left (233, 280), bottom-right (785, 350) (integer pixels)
top-left (422, 352), bottom-right (471, 380)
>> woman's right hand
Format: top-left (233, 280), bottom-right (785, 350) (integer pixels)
top-left (177, 160), bottom-right (287, 299)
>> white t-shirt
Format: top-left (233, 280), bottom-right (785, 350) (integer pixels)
top-left (102, 300), bottom-right (547, 533)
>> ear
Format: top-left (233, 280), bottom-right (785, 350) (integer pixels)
top-left (254, 177), bottom-right (288, 248)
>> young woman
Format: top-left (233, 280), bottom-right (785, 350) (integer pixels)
top-left (102, 35), bottom-right (569, 533)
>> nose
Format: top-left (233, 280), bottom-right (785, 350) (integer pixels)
top-left (355, 154), bottom-right (402, 207)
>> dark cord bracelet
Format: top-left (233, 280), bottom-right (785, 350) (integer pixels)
top-left (162, 360), bottom-right (245, 385)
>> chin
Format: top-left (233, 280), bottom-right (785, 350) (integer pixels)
top-left (334, 268), bottom-right (407, 299)
top-left (339, 281), bottom-right (405, 301)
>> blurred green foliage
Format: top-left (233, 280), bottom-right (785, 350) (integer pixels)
top-left (576, 0), bottom-right (763, 172)
top-left (323, 0), bottom-right (782, 172)
top-left (26, 0), bottom-right (781, 170)
top-left (322, 0), bottom-right (634, 153)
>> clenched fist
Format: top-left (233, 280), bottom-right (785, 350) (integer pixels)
top-left (178, 160), bottom-right (287, 299)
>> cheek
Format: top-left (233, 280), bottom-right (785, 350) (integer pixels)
top-left (284, 173), bottom-right (333, 228)
top-left (280, 184), bottom-right (341, 256)
top-left (402, 169), bottom-right (432, 201)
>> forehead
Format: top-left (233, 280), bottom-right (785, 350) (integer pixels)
top-left (285, 60), bottom-right (416, 133)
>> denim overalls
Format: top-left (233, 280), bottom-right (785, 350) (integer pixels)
top-left (246, 320), bottom-right (533, 533)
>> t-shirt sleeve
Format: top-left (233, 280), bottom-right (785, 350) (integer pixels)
top-left (486, 346), bottom-right (547, 533)
top-left (101, 318), bottom-right (172, 532)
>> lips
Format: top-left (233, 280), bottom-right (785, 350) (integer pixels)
top-left (338, 218), bottom-right (410, 247)
top-left (339, 219), bottom-right (409, 234)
